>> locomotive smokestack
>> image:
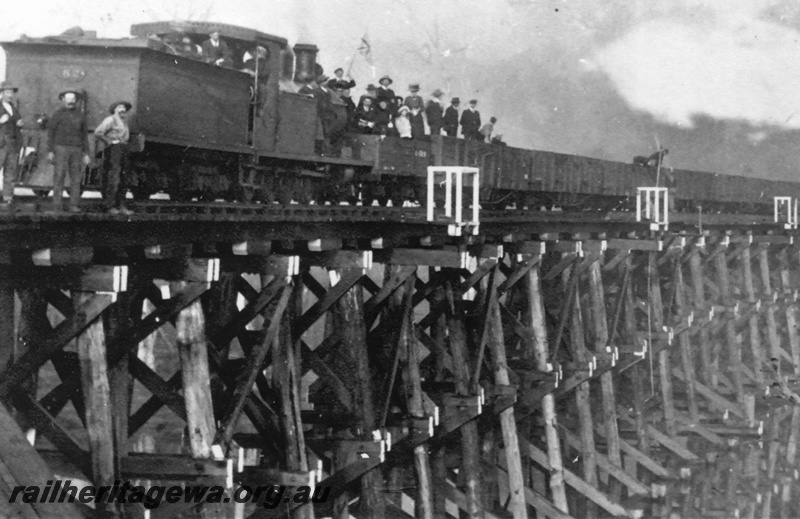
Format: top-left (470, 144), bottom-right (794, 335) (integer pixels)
top-left (292, 43), bottom-right (318, 83)
top-left (280, 46), bottom-right (295, 82)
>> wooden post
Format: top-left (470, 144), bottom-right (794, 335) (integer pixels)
top-left (202, 272), bottom-right (241, 360)
top-left (587, 255), bottom-right (623, 500)
top-left (172, 281), bottom-right (217, 459)
top-left (14, 287), bottom-right (47, 425)
top-left (381, 263), bottom-right (408, 512)
top-left (432, 445), bottom-right (448, 519)
top-left (276, 280), bottom-right (313, 519)
top-left (430, 268), bottom-right (449, 384)
top-left (75, 291), bottom-right (117, 516)
top-left (485, 265), bottom-right (528, 519)
top-left (564, 256), bottom-right (598, 519)
top-left (674, 259), bottom-right (700, 423)
top-left (398, 272), bottom-right (435, 519)
top-left (444, 274), bottom-right (482, 518)
top-left (650, 252), bottom-right (677, 436)
top-left (689, 251), bottom-right (715, 388)
top-left (331, 268), bottom-right (385, 518)
top-left (0, 267), bottom-right (13, 372)
top-left (758, 247), bottom-right (782, 366)
top-left (429, 268), bottom-right (449, 519)
top-left (779, 248), bottom-right (800, 374)
top-left (524, 256), bottom-right (568, 512)
top-left (104, 292), bottom-right (137, 485)
top-left (741, 246), bottom-right (766, 386)
top-left (715, 252), bottom-right (745, 405)
top-left (624, 255), bottom-right (650, 457)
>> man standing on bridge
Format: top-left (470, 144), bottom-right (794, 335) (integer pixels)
top-left (95, 101), bottom-right (133, 215)
top-left (0, 81), bottom-right (23, 211)
top-left (47, 89), bottom-right (90, 213)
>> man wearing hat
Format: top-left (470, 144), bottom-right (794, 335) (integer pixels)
top-left (376, 75), bottom-right (395, 103)
top-left (0, 81), bottom-right (23, 210)
top-left (404, 84), bottom-right (425, 138)
top-left (443, 97), bottom-right (460, 137)
top-left (94, 101), bottom-right (133, 215)
top-left (46, 89), bottom-right (89, 212)
top-left (425, 89), bottom-right (445, 136)
top-left (300, 74), bottom-right (337, 154)
top-left (460, 99), bottom-right (481, 141)
top-left (327, 68), bottom-right (356, 90)
top-left (404, 84), bottom-right (424, 111)
top-left (201, 27), bottom-right (232, 67)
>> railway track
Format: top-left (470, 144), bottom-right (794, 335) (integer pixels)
top-left (0, 196), bottom-right (780, 232)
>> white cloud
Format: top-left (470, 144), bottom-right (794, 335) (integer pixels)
top-left (596, 2), bottom-right (800, 128)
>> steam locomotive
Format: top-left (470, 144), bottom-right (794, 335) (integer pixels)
top-left (2, 20), bottom-right (797, 213)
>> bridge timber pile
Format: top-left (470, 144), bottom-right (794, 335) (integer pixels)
top-left (2, 197), bottom-right (800, 519)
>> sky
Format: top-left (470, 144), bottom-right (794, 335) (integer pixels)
top-left (3, 0), bottom-right (800, 180)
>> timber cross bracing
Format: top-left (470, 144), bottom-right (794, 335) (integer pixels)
top-left (3, 217), bottom-right (800, 518)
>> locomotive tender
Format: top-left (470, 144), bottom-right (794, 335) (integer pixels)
top-left (2, 20), bottom-right (798, 213)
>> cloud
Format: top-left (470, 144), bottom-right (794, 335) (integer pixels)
top-left (595, 2), bottom-right (800, 129)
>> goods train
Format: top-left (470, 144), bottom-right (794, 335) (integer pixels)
top-left (2, 20), bottom-right (798, 213)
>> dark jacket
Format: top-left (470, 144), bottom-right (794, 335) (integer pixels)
top-left (409, 112), bottom-right (425, 139)
top-left (327, 77), bottom-right (356, 90)
top-left (404, 94), bottom-right (424, 110)
top-left (0, 100), bottom-right (22, 147)
top-left (340, 95), bottom-right (356, 130)
top-left (47, 107), bottom-right (88, 153)
top-left (460, 108), bottom-right (481, 138)
top-left (425, 100), bottom-right (443, 135)
top-left (375, 86), bottom-right (396, 103)
top-left (300, 84), bottom-right (336, 137)
top-left (355, 105), bottom-right (375, 133)
top-left (201, 39), bottom-right (233, 66)
top-left (373, 106), bottom-right (393, 135)
top-left (443, 106), bottom-right (459, 135)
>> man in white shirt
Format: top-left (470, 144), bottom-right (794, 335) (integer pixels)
top-left (94, 101), bottom-right (133, 215)
top-left (0, 81), bottom-right (23, 210)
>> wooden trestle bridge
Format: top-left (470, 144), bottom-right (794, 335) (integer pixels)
top-left (1, 190), bottom-right (800, 518)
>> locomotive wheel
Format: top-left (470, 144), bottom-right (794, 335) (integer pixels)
top-left (297, 179), bottom-right (312, 205)
top-left (237, 186), bottom-right (256, 203)
top-left (361, 184), bottom-right (380, 207)
top-left (169, 189), bottom-right (192, 202)
top-left (276, 180), bottom-right (293, 205)
top-left (131, 186), bottom-right (152, 201)
top-left (260, 187), bottom-right (275, 204)
top-left (386, 182), bottom-right (403, 207)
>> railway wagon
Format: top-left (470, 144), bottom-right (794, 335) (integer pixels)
top-left (361, 131), bottom-right (800, 214)
top-left (2, 21), bottom-right (370, 203)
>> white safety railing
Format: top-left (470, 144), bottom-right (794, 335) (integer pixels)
top-left (774, 197), bottom-right (798, 229)
top-left (636, 187), bottom-right (669, 230)
top-left (426, 166), bottom-right (480, 236)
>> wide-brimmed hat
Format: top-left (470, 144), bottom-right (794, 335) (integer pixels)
top-left (431, 89), bottom-right (444, 98)
top-left (408, 83), bottom-right (420, 91)
top-left (58, 89), bottom-right (81, 100)
top-left (366, 84), bottom-right (377, 91)
top-left (109, 101), bottom-right (132, 114)
top-left (379, 75), bottom-right (393, 85)
top-left (0, 81), bottom-right (18, 92)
